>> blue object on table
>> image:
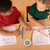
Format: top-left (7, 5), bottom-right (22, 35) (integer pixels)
top-left (22, 27), bottom-right (24, 39)
top-left (18, 24), bottom-right (21, 30)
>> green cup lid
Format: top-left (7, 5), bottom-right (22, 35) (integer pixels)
top-left (24, 39), bottom-right (31, 46)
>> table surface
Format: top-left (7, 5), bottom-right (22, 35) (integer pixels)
top-left (0, 19), bottom-right (50, 50)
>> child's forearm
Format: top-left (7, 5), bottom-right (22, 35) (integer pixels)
top-left (29, 17), bottom-right (42, 26)
top-left (28, 14), bottom-right (42, 26)
top-left (18, 16), bottom-right (26, 26)
top-left (18, 16), bottom-right (32, 31)
top-left (0, 29), bottom-right (13, 36)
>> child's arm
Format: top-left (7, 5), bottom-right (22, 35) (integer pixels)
top-left (18, 16), bottom-right (32, 31)
top-left (0, 28), bottom-right (20, 36)
top-left (28, 13), bottom-right (45, 30)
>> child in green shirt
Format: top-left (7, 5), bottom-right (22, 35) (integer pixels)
top-left (28, 0), bottom-right (50, 30)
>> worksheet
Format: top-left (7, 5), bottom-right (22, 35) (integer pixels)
top-left (0, 35), bottom-right (2, 46)
top-left (32, 26), bottom-right (50, 46)
top-left (2, 26), bottom-right (16, 32)
top-left (0, 26), bottom-right (17, 46)
top-left (0, 35), bottom-right (17, 46)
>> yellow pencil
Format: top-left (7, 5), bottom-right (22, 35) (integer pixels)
top-left (36, 30), bottom-right (48, 37)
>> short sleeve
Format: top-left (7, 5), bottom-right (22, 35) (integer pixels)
top-left (0, 18), bottom-right (2, 28)
top-left (28, 3), bottom-right (36, 16)
top-left (0, 22), bottom-right (2, 28)
top-left (16, 8), bottom-right (21, 18)
top-left (13, 7), bottom-right (21, 18)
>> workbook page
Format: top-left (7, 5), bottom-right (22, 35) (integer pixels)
top-left (32, 27), bottom-right (48, 46)
top-left (0, 26), bottom-right (17, 46)
top-left (0, 35), bottom-right (2, 46)
top-left (0, 35), bottom-right (17, 46)
top-left (1, 36), bottom-right (17, 46)
top-left (46, 26), bottom-right (50, 44)
top-left (2, 26), bottom-right (16, 32)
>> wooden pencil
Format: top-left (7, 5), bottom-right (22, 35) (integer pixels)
top-left (30, 29), bottom-right (34, 41)
top-left (36, 30), bottom-right (48, 37)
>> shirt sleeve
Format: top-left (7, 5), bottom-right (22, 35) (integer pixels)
top-left (28, 4), bottom-right (35, 17)
top-left (0, 19), bottom-right (2, 28)
top-left (14, 7), bottom-right (21, 18)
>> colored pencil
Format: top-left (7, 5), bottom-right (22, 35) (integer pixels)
top-left (36, 30), bottom-right (48, 37)
top-left (30, 29), bottom-right (34, 41)
top-left (18, 24), bottom-right (21, 30)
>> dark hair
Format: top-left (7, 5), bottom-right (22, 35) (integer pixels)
top-left (0, 0), bottom-right (12, 13)
top-left (39, 0), bottom-right (50, 5)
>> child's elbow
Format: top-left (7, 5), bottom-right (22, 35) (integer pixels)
top-left (28, 13), bottom-right (33, 21)
top-left (28, 16), bottom-right (32, 21)
top-left (28, 17), bottom-right (30, 21)
top-left (28, 13), bottom-right (30, 20)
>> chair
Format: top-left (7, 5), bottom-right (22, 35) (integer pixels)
top-left (17, 10), bottom-right (24, 23)
top-left (26, 6), bottom-right (31, 22)
top-left (19, 11), bottom-right (24, 20)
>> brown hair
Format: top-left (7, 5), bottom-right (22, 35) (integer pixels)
top-left (39, 0), bottom-right (50, 5)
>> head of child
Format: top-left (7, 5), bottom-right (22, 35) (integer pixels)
top-left (37, 0), bottom-right (50, 11)
top-left (0, 0), bottom-right (13, 16)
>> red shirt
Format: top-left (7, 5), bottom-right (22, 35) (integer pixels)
top-left (0, 6), bottom-right (21, 28)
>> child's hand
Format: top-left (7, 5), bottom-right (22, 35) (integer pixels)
top-left (24, 23), bottom-right (32, 31)
top-left (38, 24), bottom-right (45, 30)
top-left (12, 30), bottom-right (20, 36)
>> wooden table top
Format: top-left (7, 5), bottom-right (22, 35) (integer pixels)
top-left (0, 19), bottom-right (50, 50)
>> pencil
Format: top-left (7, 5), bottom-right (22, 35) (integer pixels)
top-left (30, 29), bottom-right (34, 41)
top-left (22, 27), bottom-right (24, 39)
top-left (36, 30), bottom-right (48, 37)
top-left (18, 24), bottom-right (21, 30)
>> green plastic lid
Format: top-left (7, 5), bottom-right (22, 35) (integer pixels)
top-left (24, 39), bottom-right (31, 46)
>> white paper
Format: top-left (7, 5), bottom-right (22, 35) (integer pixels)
top-left (32, 26), bottom-right (50, 46)
top-left (0, 26), bottom-right (17, 46)
top-left (0, 35), bottom-right (17, 46)
top-left (2, 36), bottom-right (17, 46)
top-left (46, 26), bottom-right (50, 44)
top-left (0, 35), bottom-right (2, 46)
top-left (2, 26), bottom-right (16, 32)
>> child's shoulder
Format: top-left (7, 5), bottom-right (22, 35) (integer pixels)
top-left (31, 3), bottom-right (37, 8)
top-left (30, 3), bottom-right (37, 11)
top-left (13, 6), bottom-right (17, 9)
top-left (12, 6), bottom-right (18, 11)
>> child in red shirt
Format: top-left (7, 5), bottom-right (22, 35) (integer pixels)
top-left (0, 0), bottom-right (32, 36)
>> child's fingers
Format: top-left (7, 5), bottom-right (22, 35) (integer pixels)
top-left (24, 28), bottom-right (29, 31)
top-left (28, 26), bottom-right (32, 31)
top-left (16, 31), bottom-right (20, 36)
top-left (27, 24), bottom-right (32, 31)
top-left (40, 27), bottom-right (45, 30)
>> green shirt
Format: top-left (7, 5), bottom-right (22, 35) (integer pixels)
top-left (28, 3), bottom-right (49, 20)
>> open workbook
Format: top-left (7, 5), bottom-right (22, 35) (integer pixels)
top-left (0, 26), bottom-right (17, 46)
top-left (0, 35), bottom-right (17, 46)
top-left (32, 26), bottom-right (50, 46)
